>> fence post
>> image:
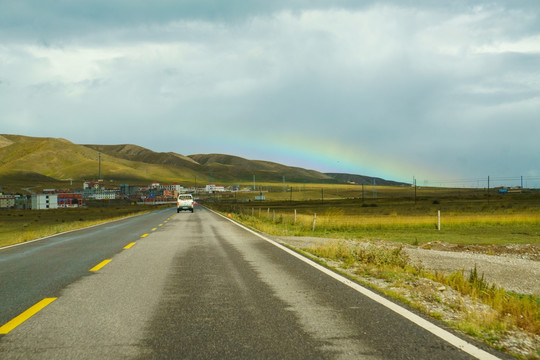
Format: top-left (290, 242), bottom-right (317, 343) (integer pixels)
top-left (438, 210), bottom-right (441, 231)
top-left (294, 209), bottom-right (297, 225)
top-left (252, 208), bottom-right (254, 216)
top-left (312, 213), bottom-right (317, 231)
top-left (273, 210), bottom-right (275, 222)
top-left (267, 208), bottom-right (270, 218)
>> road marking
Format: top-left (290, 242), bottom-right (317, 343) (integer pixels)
top-left (90, 259), bottom-right (111, 272)
top-left (159, 224), bottom-right (163, 227)
top-left (209, 208), bottom-right (502, 360)
top-left (151, 228), bottom-right (157, 231)
top-left (141, 233), bottom-right (149, 238)
top-left (123, 242), bottom-right (136, 249)
top-left (0, 298), bottom-right (57, 334)
top-left (164, 220), bottom-right (168, 223)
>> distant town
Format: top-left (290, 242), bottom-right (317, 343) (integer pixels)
top-left (0, 181), bottom-right (249, 210)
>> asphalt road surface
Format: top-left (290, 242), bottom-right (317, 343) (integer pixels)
top-left (0, 206), bottom-right (510, 359)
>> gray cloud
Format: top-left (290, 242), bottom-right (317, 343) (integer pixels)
top-left (1, 1), bottom-right (539, 184)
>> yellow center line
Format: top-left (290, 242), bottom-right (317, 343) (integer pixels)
top-left (90, 259), bottom-right (111, 272)
top-left (123, 242), bottom-right (136, 249)
top-left (0, 298), bottom-right (57, 334)
top-left (151, 228), bottom-right (157, 231)
top-left (164, 220), bottom-right (168, 223)
top-left (141, 233), bottom-right (149, 238)
top-left (159, 224), bottom-right (163, 227)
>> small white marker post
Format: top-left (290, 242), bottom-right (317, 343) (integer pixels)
top-left (312, 213), bottom-right (317, 231)
top-left (438, 210), bottom-right (441, 231)
top-left (294, 209), bottom-right (297, 225)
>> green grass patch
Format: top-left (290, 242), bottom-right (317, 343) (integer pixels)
top-left (211, 191), bottom-right (540, 246)
top-left (0, 204), bottom-right (171, 248)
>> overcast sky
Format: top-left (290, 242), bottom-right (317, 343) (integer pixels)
top-left (1, 1), bottom-right (539, 186)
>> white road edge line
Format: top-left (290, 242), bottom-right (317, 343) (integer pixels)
top-left (208, 208), bottom-right (502, 360)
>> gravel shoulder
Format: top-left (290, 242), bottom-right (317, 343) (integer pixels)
top-left (406, 248), bottom-right (540, 295)
top-left (272, 236), bottom-right (540, 296)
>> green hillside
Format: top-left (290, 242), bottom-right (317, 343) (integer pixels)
top-left (0, 135), bottom-right (203, 187)
top-left (189, 154), bottom-right (336, 183)
top-left (0, 135), bottom-right (341, 191)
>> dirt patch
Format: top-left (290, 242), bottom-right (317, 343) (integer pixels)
top-left (274, 236), bottom-right (540, 296)
top-left (421, 242), bottom-right (540, 262)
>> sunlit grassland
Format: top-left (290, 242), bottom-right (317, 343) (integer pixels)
top-left (208, 186), bottom-right (540, 246)
top-left (0, 205), bottom-right (170, 248)
top-left (227, 210), bottom-right (540, 246)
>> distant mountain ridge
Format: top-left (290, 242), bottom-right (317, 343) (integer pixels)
top-left (0, 134), bottom-right (404, 187)
top-left (325, 173), bottom-right (409, 187)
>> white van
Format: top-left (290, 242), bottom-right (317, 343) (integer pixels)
top-left (177, 194), bottom-right (194, 213)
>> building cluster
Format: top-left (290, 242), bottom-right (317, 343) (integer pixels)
top-left (0, 180), bottom-right (244, 210)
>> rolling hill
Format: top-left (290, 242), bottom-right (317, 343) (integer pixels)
top-left (325, 173), bottom-right (409, 187)
top-left (0, 134), bottom-right (406, 191)
top-left (0, 135), bottom-right (334, 188)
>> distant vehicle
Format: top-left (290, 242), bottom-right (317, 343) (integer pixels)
top-left (177, 194), bottom-right (194, 213)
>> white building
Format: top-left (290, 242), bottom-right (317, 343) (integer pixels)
top-left (160, 183), bottom-right (184, 192)
top-left (205, 184), bottom-right (225, 193)
top-left (88, 190), bottom-right (117, 200)
top-left (31, 194), bottom-right (58, 210)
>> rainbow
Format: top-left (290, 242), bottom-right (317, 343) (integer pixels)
top-left (210, 134), bottom-right (446, 184)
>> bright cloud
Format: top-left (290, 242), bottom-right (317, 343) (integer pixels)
top-left (0, 1), bottom-right (539, 185)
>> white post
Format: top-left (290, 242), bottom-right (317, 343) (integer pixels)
top-left (267, 208), bottom-right (270, 217)
top-left (312, 213), bottom-right (317, 231)
top-left (273, 210), bottom-right (275, 222)
top-left (294, 209), bottom-right (297, 225)
top-left (438, 210), bottom-right (441, 231)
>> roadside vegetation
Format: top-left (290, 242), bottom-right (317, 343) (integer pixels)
top-left (0, 203), bottom-right (171, 248)
top-left (309, 240), bottom-right (539, 344)
top-left (206, 185), bottom-right (540, 358)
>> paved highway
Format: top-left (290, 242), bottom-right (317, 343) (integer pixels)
top-left (0, 206), bottom-right (509, 359)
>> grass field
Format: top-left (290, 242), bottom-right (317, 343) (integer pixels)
top-left (206, 185), bottom-right (540, 246)
top-left (0, 204), bottom-right (170, 248)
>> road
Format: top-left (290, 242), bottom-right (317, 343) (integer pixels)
top-left (0, 206), bottom-right (509, 359)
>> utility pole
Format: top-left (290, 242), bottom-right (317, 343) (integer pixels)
top-left (253, 174), bottom-right (256, 192)
top-left (414, 178), bottom-right (417, 205)
top-left (487, 175), bottom-right (490, 205)
top-left (98, 152), bottom-right (101, 180)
